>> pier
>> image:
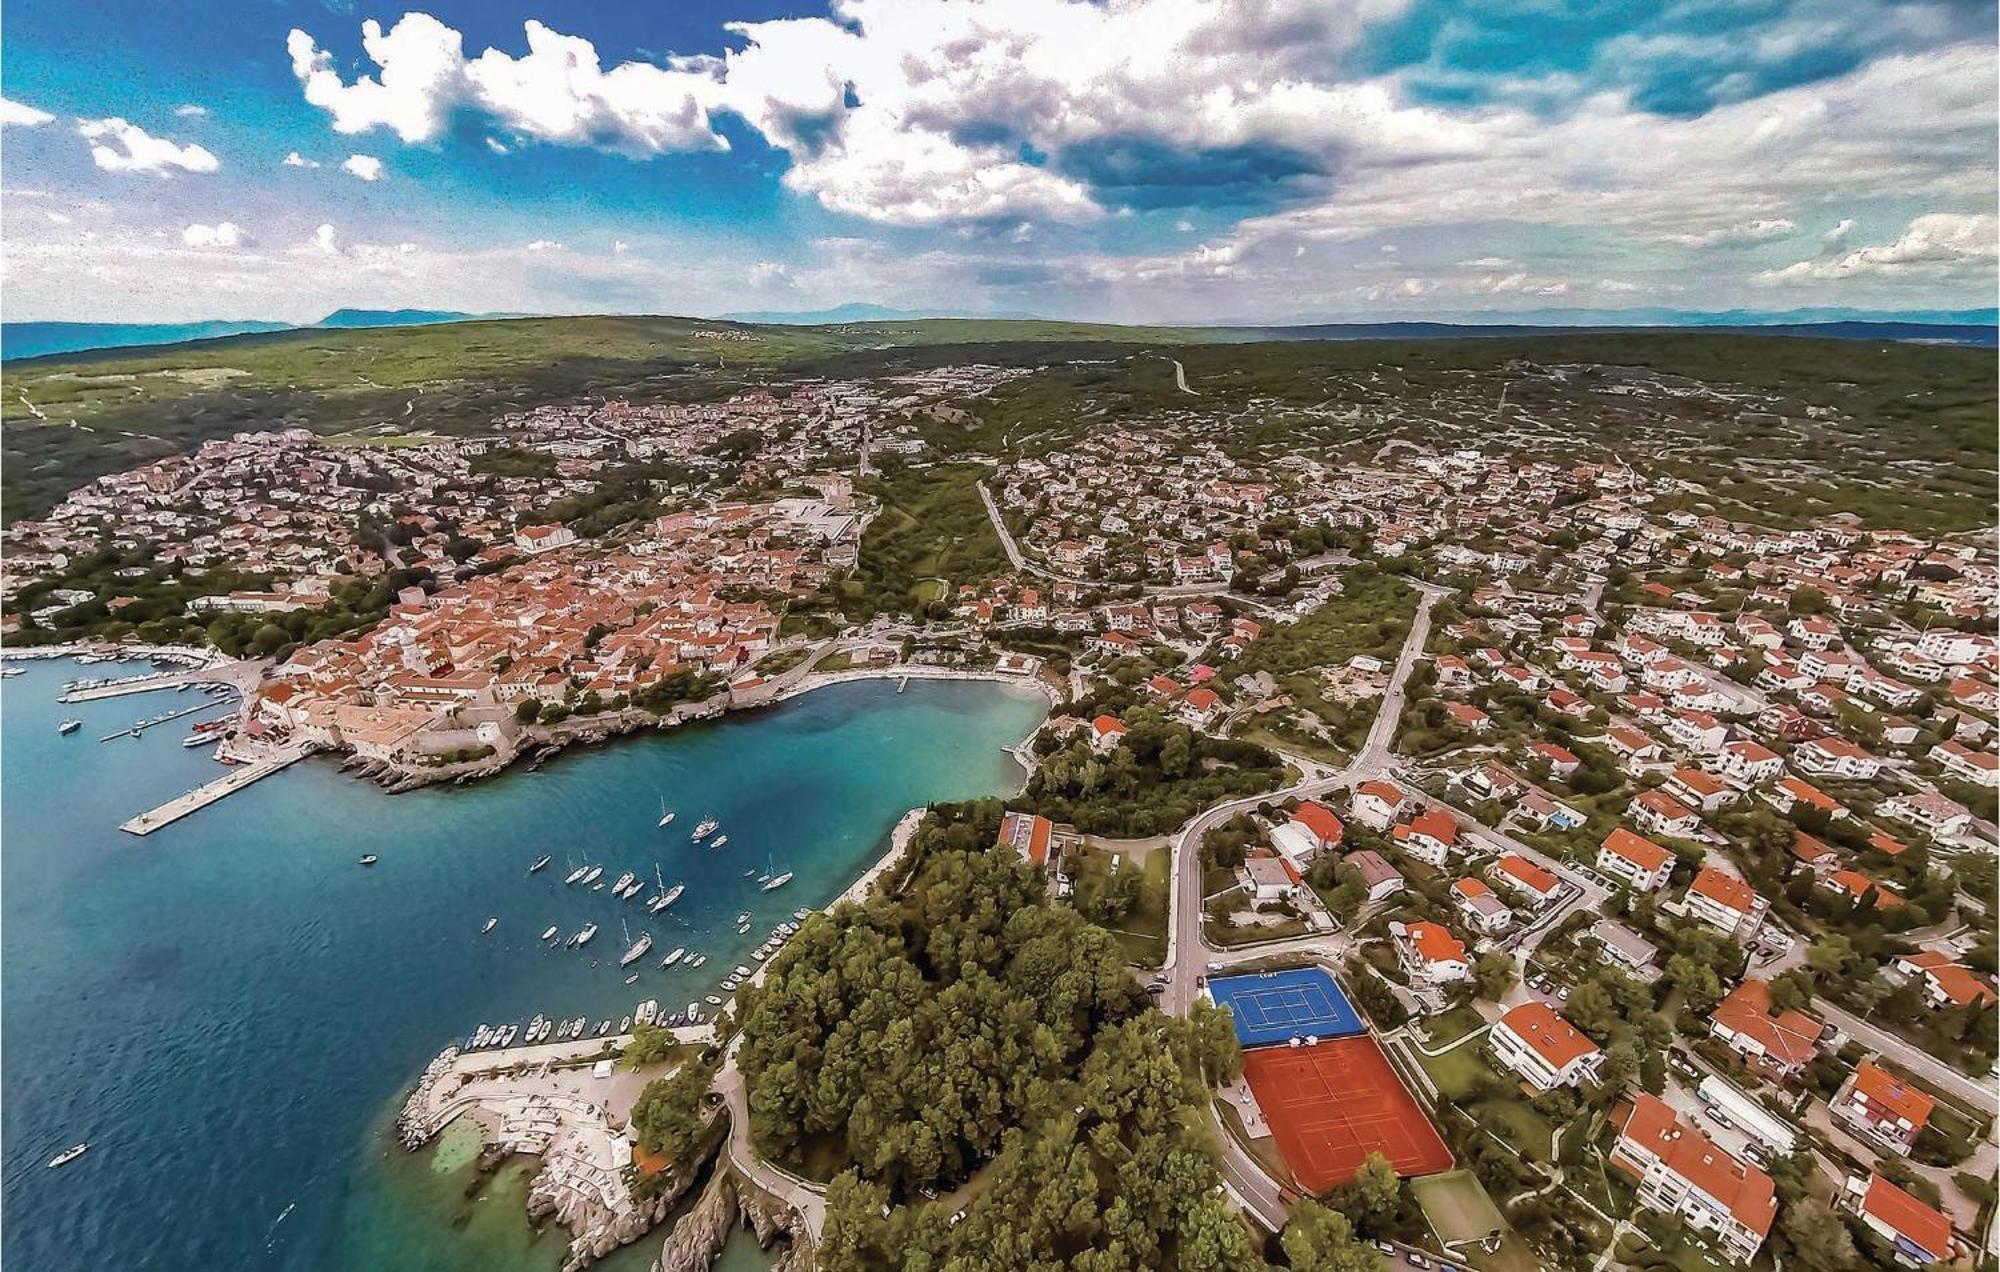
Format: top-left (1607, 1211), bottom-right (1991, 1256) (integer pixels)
top-left (119, 743), bottom-right (315, 836)
top-left (60, 657), bottom-right (263, 703)
top-left (96, 700), bottom-right (234, 742)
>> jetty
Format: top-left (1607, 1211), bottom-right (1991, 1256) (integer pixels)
top-left (60, 657), bottom-right (262, 703)
top-left (119, 742), bottom-right (315, 836)
top-left (96, 700), bottom-right (233, 742)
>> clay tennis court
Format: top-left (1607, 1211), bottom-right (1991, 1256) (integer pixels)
top-left (1242, 1036), bottom-right (1453, 1193)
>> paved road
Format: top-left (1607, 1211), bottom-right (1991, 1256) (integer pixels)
top-left (1812, 995), bottom-right (1998, 1115)
top-left (1157, 585), bottom-right (1447, 1231)
top-left (716, 1036), bottom-right (828, 1239)
top-left (1172, 358), bottom-right (1199, 396)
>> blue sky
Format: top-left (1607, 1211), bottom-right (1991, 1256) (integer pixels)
top-left (3, 0), bottom-right (1994, 323)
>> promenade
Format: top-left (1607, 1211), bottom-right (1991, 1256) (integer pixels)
top-left (118, 742), bottom-right (314, 835)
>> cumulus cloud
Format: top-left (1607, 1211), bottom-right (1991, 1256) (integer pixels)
top-left (309, 223), bottom-right (340, 254)
top-left (76, 117), bottom-right (220, 175)
top-left (1754, 212), bottom-right (1998, 284)
top-left (525, 239), bottom-right (565, 251)
top-left (1661, 219), bottom-right (1797, 248)
top-left (282, 151), bottom-right (321, 168)
top-left (175, 103), bottom-right (210, 118)
top-left (182, 222), bottom-right (247, 248)
top-left (1821, 218), bottom-right (1856, 249)
top-left (1, 96), bottom-right (56, 128)
top-left (341, 154), bottom-right (384, 181)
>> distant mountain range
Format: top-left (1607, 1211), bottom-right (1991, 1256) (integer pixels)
top-left (1, 310), bottom-right (510, 361)
top-left (7, 304), bottom-right (1993, 361)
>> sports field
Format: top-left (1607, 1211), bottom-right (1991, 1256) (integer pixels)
top-left (1207, 967), bottom-right (1365, 1047)
top-left (1242, 1036), bottom-right (1453, 1193)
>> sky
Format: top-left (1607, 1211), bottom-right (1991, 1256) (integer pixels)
top-left (2, 0), bottom-right (1996, 325)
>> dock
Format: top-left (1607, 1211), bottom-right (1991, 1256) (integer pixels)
top-left (97, 700), bottom-right (234, 742)
top-left (119, 744), bottom-right (314, 836)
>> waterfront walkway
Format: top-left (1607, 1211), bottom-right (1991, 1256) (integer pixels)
top-left (119, 742), bottom-right (315, 835)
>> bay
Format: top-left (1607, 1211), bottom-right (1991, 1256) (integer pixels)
top-left (1, 657), bottom-right (1045, 1270)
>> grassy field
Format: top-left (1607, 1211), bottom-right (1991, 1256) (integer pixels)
top-left (1417, 1045), bottom-right (1556, 1162)
top-left (1066, 841), bottom-right (1170, 966)
top-left (1412, 1170), bottom-right (1507, 1248)
top-left (839, 462), bottom-right (1010, 619)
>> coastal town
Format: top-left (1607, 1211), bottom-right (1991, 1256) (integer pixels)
top-left (5, 347), bottom-right (1997, 1272)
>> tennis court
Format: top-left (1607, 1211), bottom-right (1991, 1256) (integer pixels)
top-left (1207, 967), bottom-right (1365, 1047)
top-left (1242, 1036), bottom-right (1454, 1193)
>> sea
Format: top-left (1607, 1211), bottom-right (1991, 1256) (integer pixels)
top-left (0, 657), bottom-right (1047, 1271)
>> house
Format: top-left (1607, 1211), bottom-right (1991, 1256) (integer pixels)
top-left (1787, 615), bottom-right (1838, 649)
top-left (1841, 1173), bottom-right (1959, 1268)
top-left (1789, 831), bottom-right (1839, 875)
top-left (1179, 685), bottom-right (1225, 726)
top-left (1717, 740), bottom-right (1783, 784)
top-left (1710, 980), bottom-right (1820, 1077)
top-left (1518, 790), bottom-right (1587, 831)
top-left (1664, 709), bottom-right (1728, 755)
top-left (1089, 714), bottom-right (1129, 751)
top-left (1768, 776), bottom-right (1849, 820)
top-left (1832, 1061), bottom-right (1933, 1156)
top-left (1289, 801), bottom-right (1345, 852)
top-left (1932, 739), bottom-right (2000, 787)
top-left (1878, 790), bottom-right (1974, 841)
top-left (1343, 850), bottom-right (1404, 903)
top-left (1243, 855), bottom-right (1302, 903)
top-left (1611, 1092), bottom-right (1776, 1264)
top-left (1462, 763), bottom-right (1526, 803)
top-left (1445, 701), bottom-right (1492, 733)
top-left (1821, 868), bottom-right (1899, 911)
top-left (1528, 740), bottom-right (1581, 779)
top-left (1630, 788), bottom-right (1702, 839)
top-left (514, 522), bottom-right (577, 554)
top-left (1591, 920), bottom-right (1661, 980)
top-left (1392, 808), bottom-right (1462, 867)
top-left (1891, 951), bottom-right (1999, 1009)
top-left (1396, 920), bottom-right (1471, 984)
top-left (1684, 867), bottom-right (1770, 940)
top-left (1495, 853), bottom-right (1563, 909)
top-left (1351, 780), bottom-right (1409, 831)
top-left (1606, 727), bottom-right (1664, 766)
top-left (997, 811), bottom-right (1055, 870)
top-left (1792, 736), bottom-right (1883, 781)
top-left (1598, 828), bottom-right (1675, 892)
top-left (1666, 767), bottom-right (1738, 814)
top-left (1452, 877), bottom-right (1515, 935)
top-left (1491, 1001), bottom-right (1603, 1091)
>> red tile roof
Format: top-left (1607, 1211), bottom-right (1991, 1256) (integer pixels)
top-left (1614, 1093), bottom-right (1776, 1238)
top-left (1602, 827), bottom-right (1671, 870)
top-left (1407, 921), bottom-right (1466, 965)
top-left (1291, 800), bottom-right (1345, 846)
top-left (1712, 980), bottom-right (1821, 1069)
top-left (1858, 1173), bottom-right (1954, 1259)
top-left (1851, 1061), bottom-right (1935, 1129)
top-left (1497, 853), bottom-right (1559, 896)
top-left (1499, 1001), bottom-right (1600, 1071)
top-left (1689, 867), bottom-right (1761, 915)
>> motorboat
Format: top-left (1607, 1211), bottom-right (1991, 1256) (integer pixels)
top-left (709, 835), bottom-right (728, 849)
top-left (529, 855), bottom-right (552, 873)
top-left (659, 946), bottom-right (686, 968)
top-left (580, 866), bottom-right (603, 885)
top-left (359, 855), bottom-right (378, 867)
top-left (762, 872), bottom-right (794, 892)
top-left (540, 925), bottom-right (560, 942)
top-left (58, 719), bottom-right (82, 735)
top-left (481, 918), bottom-right (498, 934)
top-left (47, 1143), bottom-right (88, 1169)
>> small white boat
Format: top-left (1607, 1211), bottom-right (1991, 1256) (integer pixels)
top-left (529, 855), bottom-right (552, 873)
top-left (687, 954), bottom-right (706, 968)
top-left (734, 965), bottom-right (753, 978)
top-left (572, 924), bottom-right (598, 947)
top-left (58, 719), bottom-right (82, 735)
top-left (0, 667), bottom-right (24, 679)
top-left (659, 946), bottom-right (686, 968)
top-left (685, 1001), bottom-right (701, 1022)
top-left (705, 994), bottom-right (723, 1006)
top-left (581, 866), bottom-right (603, 885)
top-left (540, 925), bottom-right (560, 942)
top-left (179, 734), bottom-right (212, 748)
top-left (655, 883), bottom-right (685, 911)
top-left (710, 835), bottom-right (728, 848)
top-left (564, 866), bottom-right (588, 885)
top-left (737, 911), bottom-right (752, 924)
top-left (359, 855), bottom-right (379, 867)
top-left (691, 817), bottom-right (719, 841)
top-left (658, 800), bottom-right (675, 828)
top-left (612, 872), bottom-right (636, 895)
top-left (619, 1015), bottom-right (632, 1032)
top-left (47, 1142), bottom-right (88, 1169)
top-left (624, 974), bottom-right (639, 985)
top-left (481, 918), bottom-right (498, 934)
top-left (621, 933), bottom-right (654, 967)
top-left (762, 872), bottom-right (794, 892)
top-left (635, 1000), bottom-right (659, 1026)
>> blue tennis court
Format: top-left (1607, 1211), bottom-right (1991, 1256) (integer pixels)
top-left (1208, 967), bottom-right (1365, 1047)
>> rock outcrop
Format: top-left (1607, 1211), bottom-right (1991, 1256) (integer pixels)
top-left (649, 1169), bottom-right (738, 1272)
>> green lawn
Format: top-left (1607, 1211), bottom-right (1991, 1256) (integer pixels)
top-left (1419, 1006), bottom-right (1489, 1049)
top-left (1067, 842), bottom-right (1170, 966)
top-left (1417, 1046), bottom-right (1556, 1162)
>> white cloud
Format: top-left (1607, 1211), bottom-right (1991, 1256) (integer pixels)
top-left (1, 96), bottom-right (56, 128)
top-left (525, 239), bottom-right (565, 251)
top-left (1661, 218), bottom-right (1797, 248)
top-left (174, 103), bottom-right (210, 118)
top-left (310, 223), bottom-right (340, 254)
top-left (1821, 218), bottom-right (1855, 249)
top-left (182, 221), bottom-right (247, 249)
top-left (341, 154), bottom-right (385, 181)
top-left (1754, 212), bottom-right (1998, 284)
top-left (485, 136), bottom-right (510, 154)
top-left (76, 117), bottom-right (220, 175)
top-left (612, 240), bottom-right (629, 254)
top-left (748, 260), bottom-right (792, 287)
top-left (282, 151), bottom-right (321, 168)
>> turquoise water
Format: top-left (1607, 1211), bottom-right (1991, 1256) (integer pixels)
top-left (1, 658), bottom-right (1045, 1270)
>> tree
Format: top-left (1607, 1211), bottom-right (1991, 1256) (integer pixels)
top-left (1779, 1198), bottom-right (1858, 1270)
top-left (1282, 1200), bottom-right (1383, 1271)
top-left (1472, 953), bottom-right (1518, 1002)
top-left (1638, 1045), bottom-right (1667, 1094)
top-left (1664, 953), bottom-right (1724, 1015)
top-left (627, 1056), bottom-right (717, 1169)
top-left (1566, 981), bottom-right (1618, 1038)
top-left (514, 699), bottom-right (540, 723)
top-left (1806, 933), bottom-right (1856, 981)
top-left (1600, 1040), bottom-right (1638, 1091)
top-left (1347, 1151), bottom-right (1402, 1221)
